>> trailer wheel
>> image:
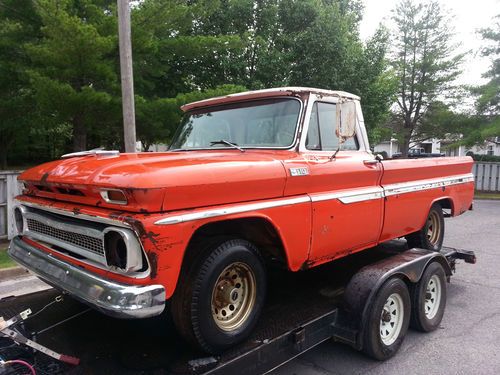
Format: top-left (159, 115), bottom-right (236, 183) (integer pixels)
top-left (410, 262), bottom-right (447, 332)
top-left (171, 239), bottom-right (266, 354)
top-left (406, 203), bottom-right (444, 251)
top-left (363, 277), bottom-right (410, 360)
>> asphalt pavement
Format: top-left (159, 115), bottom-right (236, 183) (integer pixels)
top-left (273, 199), bottom-right (500, 375)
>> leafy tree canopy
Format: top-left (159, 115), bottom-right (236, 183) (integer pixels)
top-left (0, 0), bottom-right (396, 168)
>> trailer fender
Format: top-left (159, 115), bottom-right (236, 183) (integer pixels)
top-left (342, 248), bottom-right (451, 350)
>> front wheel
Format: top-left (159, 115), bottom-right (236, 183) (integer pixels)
top-left (363, 277), bottom-right (411, 360)
top-left (171, 239), bottom-right (266, 354)
top-left (406, 203), bottom-right (445, 251)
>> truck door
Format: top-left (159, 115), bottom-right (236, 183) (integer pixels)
top-left (284, 95), bottom-right (384, 263)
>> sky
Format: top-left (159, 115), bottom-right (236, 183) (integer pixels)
top-left (359, 0), bottom-right (500, 86)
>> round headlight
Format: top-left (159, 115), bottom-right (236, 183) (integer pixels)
top-left (104, 230), bottom-right (128, 269)
top-left (14, 207), bottom-right (24, 234)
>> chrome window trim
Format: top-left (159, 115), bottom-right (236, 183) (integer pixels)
top-left (170, 96), bottom-right (304, 151)
top-left (298, 94), bottom-right (368, 153)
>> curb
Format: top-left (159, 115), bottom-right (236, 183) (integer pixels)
top-left (0, 266), bottom-right (29, 281)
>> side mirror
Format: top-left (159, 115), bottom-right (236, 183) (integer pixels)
top-left (336, 101), bottom-right (357, 142)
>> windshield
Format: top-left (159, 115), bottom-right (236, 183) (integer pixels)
top-left (169, 98), bottom-right (301, 150)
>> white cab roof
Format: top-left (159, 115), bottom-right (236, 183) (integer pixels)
top-left (181, 87), bottom-right (360, 112)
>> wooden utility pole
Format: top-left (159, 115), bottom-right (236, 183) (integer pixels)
top-left (117, 0), bottom-right (137, 152)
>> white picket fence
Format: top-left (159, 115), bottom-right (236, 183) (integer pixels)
top-left (1, 162), bottom-right (499, 240)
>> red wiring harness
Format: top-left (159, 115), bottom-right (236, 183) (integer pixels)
top-left (3, 359), bottom-right (36, 375)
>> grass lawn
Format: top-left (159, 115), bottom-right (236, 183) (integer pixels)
top-left (475, 192), bottom-right (500, 200)
top-left (0, 246), bottom-right (16, 269)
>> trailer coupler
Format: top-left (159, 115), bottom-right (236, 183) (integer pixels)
top-left (440, 247), bottom-right (477, 264)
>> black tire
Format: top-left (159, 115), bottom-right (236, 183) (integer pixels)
top-left (406, 203), bottom-right (444, 251)
top-left (363, 278), bottom-right (411, 361)
top-left (171, 239), bottom-right (266, 354)
top-left (410, 262), bottom-right (447, 332)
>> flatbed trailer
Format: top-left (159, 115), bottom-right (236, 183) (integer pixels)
top-left (0, 241), bottom-right (475, 375)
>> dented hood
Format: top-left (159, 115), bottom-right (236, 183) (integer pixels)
top-left (19, 151), bottom-right (288, 213)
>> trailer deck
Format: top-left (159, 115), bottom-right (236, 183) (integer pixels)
top-left (0, 241), bottom-right (475, 375)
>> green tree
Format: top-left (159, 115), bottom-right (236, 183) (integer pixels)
top-left (26, 0), bottom-right (120, 152)
top-left (0, 0), bottom-right (41, 168)
top-left (390, 0), bottom-right (463, 156)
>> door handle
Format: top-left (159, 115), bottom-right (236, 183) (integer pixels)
top-left (363, 159), bottom-right (379, 166)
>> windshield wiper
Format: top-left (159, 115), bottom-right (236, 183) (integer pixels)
top-left (210, 140), bottom-right (245, 152)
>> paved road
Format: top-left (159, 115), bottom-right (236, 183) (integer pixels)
top-left (0, 274), bottom-right (51, 299)
top-left (273, 200), bottom-right (500, 375)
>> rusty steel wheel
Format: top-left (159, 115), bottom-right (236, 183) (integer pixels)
top-left (406, 203), bottom-right (444, 251)
top-left (171, 238), bottom-right (266, 354)
top-left (426, 210), bottom-right (442, 247)
top-left (211, 262), bottom-right (257, 331)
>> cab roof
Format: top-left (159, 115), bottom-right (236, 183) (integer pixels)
top-left (181, 87), bottom-right (360, 112)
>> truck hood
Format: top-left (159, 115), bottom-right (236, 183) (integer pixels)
top-left (19, 151), bottom-right (288, 212)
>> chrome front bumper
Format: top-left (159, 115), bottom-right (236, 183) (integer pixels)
top-left (8, 236), bottom-right (165, 319)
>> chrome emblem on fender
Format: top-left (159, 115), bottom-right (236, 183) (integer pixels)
top-left (290, 167), bottom-right (309, 176)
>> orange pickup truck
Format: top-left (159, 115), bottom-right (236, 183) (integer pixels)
top-left (8, 87), bottom-right (474, 354)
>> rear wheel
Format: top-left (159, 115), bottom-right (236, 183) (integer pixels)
top-left (410, 262), bottom-right (447, 332)
top-left (406, 203), bottom-right (444, 251)
top-left (171, 239), bottom-right (266, 354)
top-left (363, 277), bottom-right (411, 360)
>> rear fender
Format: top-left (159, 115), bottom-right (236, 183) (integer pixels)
top-left (342, 248), bottom-right (451, 350)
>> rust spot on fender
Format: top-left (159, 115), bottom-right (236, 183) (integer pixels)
top-left (300, 259), bottom-right (315, 270)
top-left (147, 252), bottom-right (158, 279)
top-left (40, 173), bottom-right (49, 185)
top-left (72, 207), bottom-right (81, 215)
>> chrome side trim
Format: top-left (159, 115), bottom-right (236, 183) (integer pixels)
top-left (155, 196), bottom-right (311, 225)
top-left (155, 174), bottom-right (473, 225)
top-left (8, 236), bottom-right (165, 319)
top-left (384, 174), bottom-right (474, 197)
top-left (311, 187), bottom-right (384, 204)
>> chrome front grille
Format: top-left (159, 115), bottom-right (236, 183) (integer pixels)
top-left (18, 204), bottom-right (145, 274)
top-left (26, 217), bottom-right (104, 256)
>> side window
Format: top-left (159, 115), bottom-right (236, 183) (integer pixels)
top-left (306, 102), bottom-right (358, 151)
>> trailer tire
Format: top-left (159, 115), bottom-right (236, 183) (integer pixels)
top-left (171, 238), bottom-right (266, 354)
top-left (410, 262), bottom-right (447, 332)
top-left (406, 203), bottom-right (444, 251)
top-left (363, 277), bottom-right (410, 361)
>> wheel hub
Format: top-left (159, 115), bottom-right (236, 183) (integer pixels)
top-left (424, 275), bottom-right (442, 319)
top-left (426, 210), bottom-right (442, 246)
top-left (211, 262), bottom-right (257, 331)
top-left (379, 293), bottom-right (405, 346)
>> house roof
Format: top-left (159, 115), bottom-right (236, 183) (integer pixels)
top-left (181, 87), bottom-right (360, 112)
